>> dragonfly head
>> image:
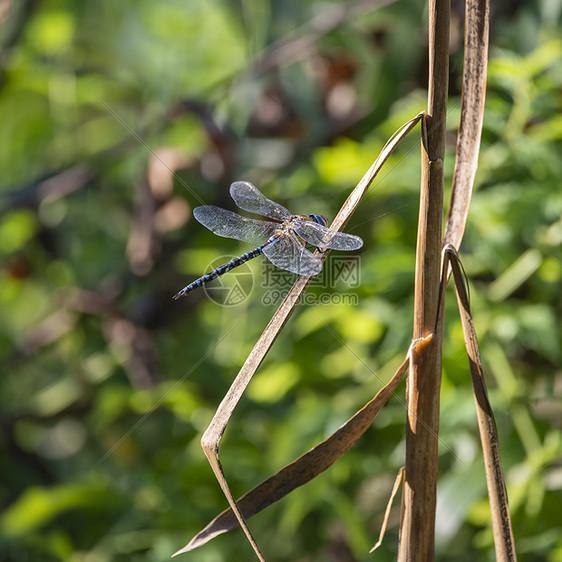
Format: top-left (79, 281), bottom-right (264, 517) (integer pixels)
top-left (309, 214), bottom-right (328, 227)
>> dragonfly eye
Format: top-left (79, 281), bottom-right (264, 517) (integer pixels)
top-left (309, 214), bottom-right (328, 226)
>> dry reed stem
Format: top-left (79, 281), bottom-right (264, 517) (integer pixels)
top-left (398, 0), bottom-right (449, 560)
top-left (398, 0), bottom-right (491, 557)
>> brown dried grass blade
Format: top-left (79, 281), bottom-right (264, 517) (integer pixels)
top-left (180, 112), bottom-right (424, 559)
top-left (173, 337), bottom-right (431, 556)
top-left (443, 0), bottom-right (490, 249)
top-left (442, 245), bottom-right (517, 561)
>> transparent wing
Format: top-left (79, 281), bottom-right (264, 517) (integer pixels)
top-left (230, 181), bottom-right (292, 222)
top-left (193, 206), bottom-right (277, 245)
top-left (293, 220), bottom-right (363, 250)
top-left (263, 232), bottom-right (323, 276)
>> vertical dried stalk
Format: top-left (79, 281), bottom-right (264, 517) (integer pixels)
top-left (398, 0), bottom-right (449, 560)
top-left (443, 0), bottom-right (490, 250)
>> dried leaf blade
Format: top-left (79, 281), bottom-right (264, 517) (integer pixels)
top-left (173, 345), bottom-right (420, 556)
top-left (443, 245), bottom-right (517, 561)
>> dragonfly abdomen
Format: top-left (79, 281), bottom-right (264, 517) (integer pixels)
top-left (173, 236), bottom-right (278, 299)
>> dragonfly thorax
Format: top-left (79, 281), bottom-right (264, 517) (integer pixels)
top-left (281, 215), bottom-right (310, 229)
top-left (309, 214), bottom-right (328, 227)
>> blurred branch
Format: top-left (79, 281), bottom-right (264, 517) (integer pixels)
top-left (0, 101), bottom-right (227, 212)
top-left (18, 287), bottom-right (158, 388)
top-left (1, 1), bottom-right (396, 215)
top-left (2, 164), bottom-right (95, 209)
top-left (250, 0), bottom-right (397, 74)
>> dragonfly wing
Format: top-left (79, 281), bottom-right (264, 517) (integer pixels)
top-left (263, 233), bottom-right (323, 276)
top-left (193, 206), bottom-right (277, 245)
top-left (293, 221), bottom-right (363, 250)
top-left (230, 181), bottom-right (292, 222)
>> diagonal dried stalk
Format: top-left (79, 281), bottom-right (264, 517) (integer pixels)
top-left (398, 0), bottom-right (449, 559)
top-left (441, 246), bottom-right (517, 561)
top-left (179, 113), bottom-right (423, 560)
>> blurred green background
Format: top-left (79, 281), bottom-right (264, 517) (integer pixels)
top-left (1, 0), bottom-right (561, 560)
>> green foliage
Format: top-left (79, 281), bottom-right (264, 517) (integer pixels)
top-left (0, 1), bottom-right (561, 561)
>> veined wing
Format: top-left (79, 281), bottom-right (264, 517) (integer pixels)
top-left (293, 220), bottom-right (363, 250)
top-left (193, 206), bottom-right (277, 245)
top-left (230, 181), bottom-right (292, 222)
top-left (263, 232), bottom-right (323, 276)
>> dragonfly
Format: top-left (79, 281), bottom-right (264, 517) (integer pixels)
top-left (173, 181), bottom-right (363, 299)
